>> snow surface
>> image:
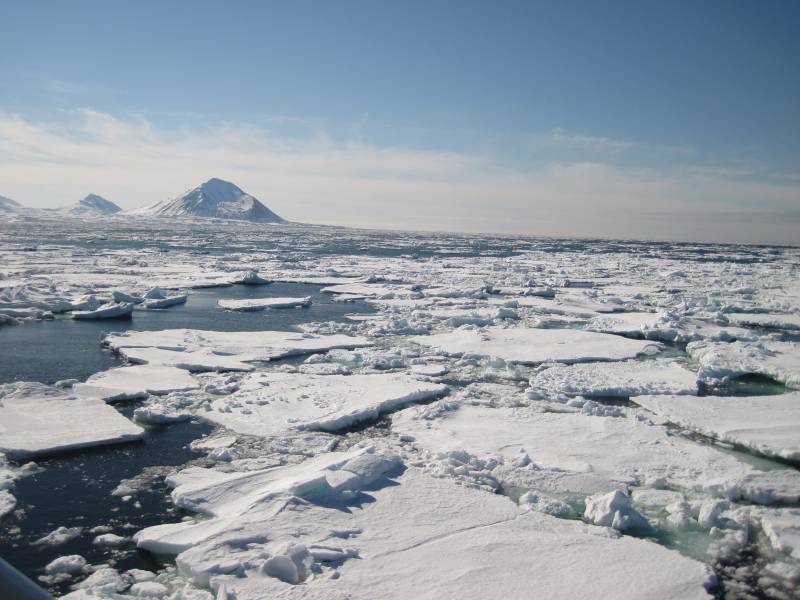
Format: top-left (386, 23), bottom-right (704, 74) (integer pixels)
top-left (411, 326), bottom-right (661, 364)
top-left (634, 393), bottom-right (800, 462)
top-left (0, 382), bottom-right (143, 459)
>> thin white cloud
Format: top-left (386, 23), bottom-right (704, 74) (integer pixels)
top-left (0, 110), bottom-right (797, 244)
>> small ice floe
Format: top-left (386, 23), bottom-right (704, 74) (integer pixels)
top-left (93, 533), bottom-right (128, 546)
top-left (133, 405), bottom-right (191, 425)
top-left (104, 328), bottom-right (372, 372)
top-left (44, 554), bottom-right (87, 575)
top-left (143, 294), bottom-right (187, 309)
top-left (35, 526), bottom-right (83, 547)
top-left (0, 382), bottom-right (143, 459)
top-left (321, 282), bottom-right (418, 299)
top-left (73, 365), bottom-right (198, 402)
top-left (217, 296), bottom-right (312, 311)
top-left (633, 392), bottom-right (800, 462)
top-left (71, 301), bottom-right (134, 320)
top-left (411, 326), bottom-right (660, 365)
top-left (112, 290), bottom-right (144, 304)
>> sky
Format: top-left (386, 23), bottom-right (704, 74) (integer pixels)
top-left (0, 0), bottom-right (798, 243)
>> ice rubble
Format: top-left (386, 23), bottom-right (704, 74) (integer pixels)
top-left (0, 382), bottom-right (143, 459)
top-left (633, 393), bottom-right (800, 462)
top-left (687, 340), bottom-right (800, 389)
top-left (134, 447), bottom-right (714, 600)
top-left (103, 329), bottom-right (372, 372)
top-left (73, 365), bottom-right (199, 402)
top-left (528, 359), bottom-right (699, 397)
top-left (411, 326), bottom-right (661, 364)
top-left (217, 296), bottom-right (311, 311)
top-left (198, 372), bottom-right (448, 436)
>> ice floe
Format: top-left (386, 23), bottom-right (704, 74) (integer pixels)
top-left (411, 326), bottom-right (661, 364)
top-left (198, 372), bottom-right (447, 436)
top-left (0, 382), bottom-right (143, 459)
top-left (391, 398), bottom-right (763, 496)
top-left (528, 359), bottom-right (699, 397)
top-left (217, 296), bottom-right (311, 311)
top-left (71, 301), bottom-right (134, 320)
top-left (634, 393), bottom-right (800, 462)
top-left (104, 329), bottom-right (372, 372)
top-left (73, 365), bottom-right (198, 402)
top-left (688, 340), bottom-right (800, 389)
top-left (134, 446), bottom-right (714, 599)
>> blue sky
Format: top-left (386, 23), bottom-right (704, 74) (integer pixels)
top-left (1, 1), bottom-right (798, 242)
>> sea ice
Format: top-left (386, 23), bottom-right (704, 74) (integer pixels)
top-left (687, 340), bottom-right (800, 389)
top-left (104, 329), bottom-right (372, 372)
top-left (726, 313), bottom-right (800, 331)
top-left (134, 449), bottom-right (714, 599)
top-left (73, 365), bottom-right (198, 402)
top-left (411, 326), bottom-right (660, 364)
top-left (199, 372), bottom-right (447, 436)
top-left (0, 382), bottom-right (143, 459)
top-left (633, 393), bottom-right (800, 462)
top-left (217, 296), bottom-right (312, 311)
top-left (71, 301), bottom-right (134, 320)
top-left (143, 294), bottom-right (188, 309)
top-left (392, 401), bottom-right (759, 495)
top-left (528, 359), bottom-right (698, 397)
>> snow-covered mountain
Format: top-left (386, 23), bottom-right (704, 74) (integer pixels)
top-left (131, 178), bottom-right (284, 223)
top-left (65, 194), bottom-right (122, 216)
top-left (0, 195), bottom-right (25, 213)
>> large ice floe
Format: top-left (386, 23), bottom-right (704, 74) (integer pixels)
top-left (411, 326), bottom-right (661, 364)
top-left (198, 372), bottom-right (447, 436)
top-left (634, 393), bottom-right (800, 462)
top-left (104, 329), bottom-right (372, 372)
top-left (132, 445), bottom-right (715, 600)
top-left (0, 382), bottom-right (143, 459)
top-left (391, 393), bottom-right (761, 497)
